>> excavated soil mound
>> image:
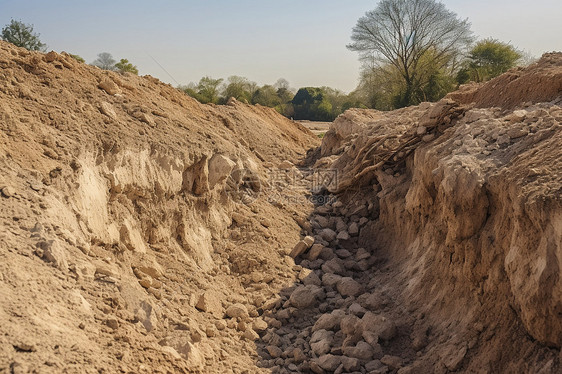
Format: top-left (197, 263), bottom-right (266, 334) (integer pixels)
top-left (0, 40), bottom-right (320, 373)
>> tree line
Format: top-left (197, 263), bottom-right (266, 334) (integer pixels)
top-left (2, 5), bottom-right (530, 122)
top-left (179, 77), bottom-right (367, 121)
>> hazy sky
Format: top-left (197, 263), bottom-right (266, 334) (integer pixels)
top-left (1, 0), bottom-right (560, 92)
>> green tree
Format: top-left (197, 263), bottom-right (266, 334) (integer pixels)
top-left (1, 19), bottom-right (46, 51)
top-left (223, 76), bottom-right (255, 103)
top-left (292, 87), bottom-right (336, 121)
top-left (348, 0), bottom-right (473, 107)
top-left (273, 78), bottom-right (295, 116)
top-left (91, 52), bottom-right (117, 70)
top-left (115, 58), bottom-right (139, 75)
top-left (457, 38), bottom-right (522, 83)
top-left (252, 85), bottom-right (281, 107)
top-left (184, 76), bottom-right (224, 104)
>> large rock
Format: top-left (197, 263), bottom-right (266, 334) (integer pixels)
top-left (361, 312), bottom-right (397, 341)
top-left (208, 154), bottom-right (235, 188)
top-left (1, 186), bottom-right (15, 197)
top-left (322, 258), bottom-right (345, 275)
top-left (195, 290), bottom-right (224, 317)
top-left (319, 228), bottom-right (337, 242)
top-left (336, 230), bottom-right (350, 241)
top-left (313, 215), bottom-right (330, 229)
top-left (310, 329), bottom-right (334, 356)
top-left (99, 102), bottom-right (117, 119)
top-left (98, 78), bottom-right (120, 95)
top-left (307, 244), bottom-right (325, 261)
top-left (225, 303), bottom-right (249, 319)
top-left (322, 273), bottom-right (342, 288)
top-left (35, 240), bottom-right (68, 270)
top-left (343, 341), bottom-right (374, 360)
top-left (313, 309), bottom-right (346, 331)
top-left (289, 285), bottom-right (325, 309)
top-left (340, 314), bottom-right (361, 336)
top-left (336, 277), bottom-right (362, 297)
top-left (341, 356), bottom-right (361, 372)
top-left (316, 354), bottom-right (342, 371)
top-left (348, 222), bottom-right (359, 236)
top-left (290, 236), bottom-right (315, 258)
top-left (300, 269), bottom-right (322, 286)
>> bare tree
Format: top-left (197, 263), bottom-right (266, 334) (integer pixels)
top-left (348, 0), bottom-right (473, 106)
top-left (91, 52), bottom-right (117, 71)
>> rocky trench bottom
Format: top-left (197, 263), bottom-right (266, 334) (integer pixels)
top-left (239, 166), bottom-right (416, 374)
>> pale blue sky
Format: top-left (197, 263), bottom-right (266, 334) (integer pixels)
top-left (1, 0), bottom-right (560, 92)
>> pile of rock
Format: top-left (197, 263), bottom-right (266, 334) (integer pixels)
top-left (259, 198), bottom-right (408, 373)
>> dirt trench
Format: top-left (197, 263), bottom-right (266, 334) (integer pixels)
top-left (252, 54), bottom-right (562, 373)
top-left (1, 42), bottom-right (561, 374)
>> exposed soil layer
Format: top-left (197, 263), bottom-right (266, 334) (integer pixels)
top-left (0, 40), bottom-right (320, 373)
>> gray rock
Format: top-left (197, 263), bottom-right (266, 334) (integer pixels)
top-left (313, 309), bottom-right (346, 331)
top-left (340, 315), bottom-right (361, 336)
top-left (336, 230), bottom-right (350, 241)
top-left (507, 126), bottom-right (529, 139)
top-left (322, 258), bottom-right (345, 275)
top-left (320, 228), bottom-right (337, 242)
top-left (319, 247), bottom-right (336, 261)
top-left (289, 285), bottom-right (325, 309)
top-left (314, 215), bottom-right (330, 229)
top-left (335, 219), bottom-right (347, 232)
top-left (310, 329), bottom-right (334, 356)
top-left (335, 249), bottom-right (352, 259)
top-left (361, 312), bottom-right (396, 341)
top-left (336, 277), bottom-right (362, 297)
top-left (363, 292), bottom-right (386, 310)
top-left (341, 356), bottom-right (360, 372)
top-left (349, 204), bottom-right (368, 217)
top-left (310, 361), bottom-right (324, 374)
top-left (422, 134), bottom-right (435, 142)
top-left (343, 341), bottom-right (374, 360)
top-left (355, 248), bottom-right (370, 261)
top-left (348, 222), bottom-right (359, 236)
top-left (266, 345), bottom-right (283, 358)
top-left (497, 134), bottom-right (510, 146)
top-left (348, 303), bottom-right (367, 317)
top-left (301, 270), bottom-right (322, 287)
top-left (316, 354), bottom-right (342, 371)
top-left (322, 273), bottom-right (342, 288)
